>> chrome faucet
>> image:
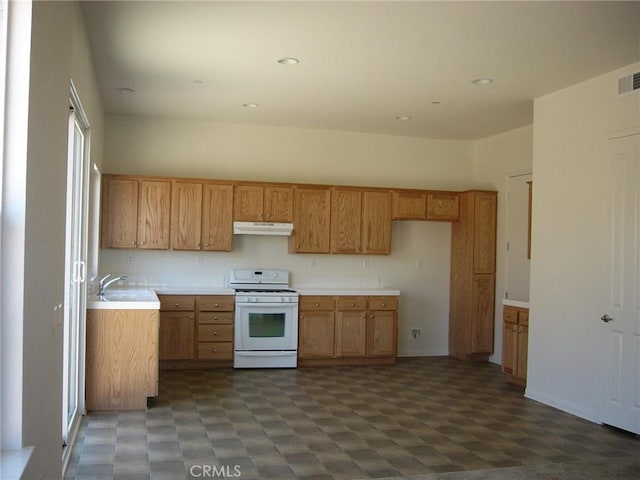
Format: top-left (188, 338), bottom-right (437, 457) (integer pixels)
top-left (98, 274), bottom-right (128, 296)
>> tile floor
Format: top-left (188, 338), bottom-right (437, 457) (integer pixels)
top-left (64, 357), bottom-right (639, 480)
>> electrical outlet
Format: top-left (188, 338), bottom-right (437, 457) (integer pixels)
top-left (127, 255), bottom-right (135, 264)
top-left (310, 256), bottom-right (317, 268)
top-left (415, 259), bottom-right (423, 269)
top-left (411, 329), bottom-right (421, 340)
top-left (197, 255), bottom-right (204, 265)
top-left (363, 258), bottom-right (370, 268)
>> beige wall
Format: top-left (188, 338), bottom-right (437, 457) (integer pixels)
top-left (105, 116), bottom-right (475, 189)
top-left (22, 3), bottom-right (104, 478)
top-left (528, 63), bottom-right (640, 422)
top-left (473, 125), bottom-right (534, 363)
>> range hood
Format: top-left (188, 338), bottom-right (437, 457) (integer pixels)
top-left (233, 221), bottom-right (294, 236)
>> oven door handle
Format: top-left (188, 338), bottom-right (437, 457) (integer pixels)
top-left (234, 350), bottom-right (297, 356)
top-left (235, 302), bottom-right (298, 308)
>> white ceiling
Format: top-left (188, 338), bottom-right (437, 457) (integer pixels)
top-left (82, 1), bottom-right (640, 140)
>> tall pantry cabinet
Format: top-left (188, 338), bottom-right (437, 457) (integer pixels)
top-left (449, 190), bottom-right (497, 361)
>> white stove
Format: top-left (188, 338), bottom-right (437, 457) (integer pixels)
top-left (230, 269), bottom-right (299, 368)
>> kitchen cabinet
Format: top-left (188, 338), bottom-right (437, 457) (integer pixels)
top-left (330, 189), bottom-right (391, 255)
top-left (426, 192), bottom-right (459, 221)
top-left (172, 181), bottom-right (233, 251)
top-left (502, 305), bottom-right (529, 385)
top-left (391, 190), bottom-right (459, 222)
top-left (158, 295), bottom-right (196, 360)
top-left (289, 187), bottom-right (331, 253)
top-left (449, 190), bottom-right (497, 361)
top-left (101, 176), bottom-right (171, 249)
top-left (299, 296), bottom-right (336, 358)
top-left (86, 308), bottom-right (159, 410)
top-left (299, 295), bottom-right (398, 366)
top-left (392, 191), bottom-right (426, 220)
top-left (197, 295), bottom-right (235, 360)
top-left (234, 184), bottom-right (293, 222)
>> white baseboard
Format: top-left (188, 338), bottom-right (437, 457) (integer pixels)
top-left (525, 387), bottom-right (601, 424)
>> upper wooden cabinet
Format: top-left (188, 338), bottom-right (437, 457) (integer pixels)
top-left (102, 176), bottom-right (171, 249)
top-left (234, 185), bottom-right (293, 222)
top-left (427, 192), bottom-right (459, 221)
top-left (362, 191), bottom-right (392, 254)
top-left (331, 189), bottom-right (362, 254)
top-left (289, 187), bottom-right (331, 253)
top-left (172, 181), bottom-right (233, 251)
top-left (331, 189), bottom-right (391, 255)
top-left (392, 190), bottom-right (459, 222)
top-left (392, 191), bottom-right (426, 220)
top-left (449, 190), bottom-right (497, 361)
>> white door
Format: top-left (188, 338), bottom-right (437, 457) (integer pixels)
top-left (505, 173), bottom-right (532, 301)
top-left (602, 132), bottom-right (640, 435)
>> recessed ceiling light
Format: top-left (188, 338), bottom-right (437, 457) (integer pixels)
top-left (394, 115), bottom-right (411, 121)
top-left (471, 78), bottom-right (493, 85)
top-left (278, 57), bottom-right (300, 65)
top-left (242, 103), bottom-right (259, 108)
top-left (116, 87), bottom-right (135, 94)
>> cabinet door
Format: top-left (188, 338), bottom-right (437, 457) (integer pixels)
top-left (172, 182), bottom-right (203, 250)
top-left (471, 274), bottom-right (495, 353)
top-left (299, 311), bottom-right (335, 358)
top-left (362, 191), bottom-right (392, 254)
top-left (234, 185), bottom-right (264, 221)
top-left (473, 192), bottom-right (497, 273)
top-left (159, 312), bottom-right (195, 360)
top-left (264, 186), bottom-right (293, 222)
top-left (102, 178), bottom-right (139, 248)
top-left (392, 191), bottom-right (426, 220)
top-left (331, 189), bottom-right (362, 254)
top-left (426, 193), bottom-right (459, 221)
top-left (138, 180), bottom-right (171, 249)
top-left (366, 310), bottom-right (397, 356)
top-left (501, 321), bottom-right (517, 375)
top-left (336, 311), bottom-right (366, 357)
top-left (516, 324), bottom-right (528, 381)
top-left (290, 188), bottom-right (331, 253)
top-left (202, 184), bottom-right (233, 251)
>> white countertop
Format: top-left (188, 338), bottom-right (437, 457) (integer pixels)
top-left (155, 287), bottom-right (235, 295)
top-left (87, 289), bottom-right (161, 310)
top-left (502, 299), bottom-right (530, 309)
top-left (296, 288), bottom-right (400, 296)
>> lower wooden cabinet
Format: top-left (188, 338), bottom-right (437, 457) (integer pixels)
top-left (158, 294), bottom-right (234, 366)
top-left (86, 308), bottom-right (159, 410)
top-left (502, 305), bottom-right (529, 385)
top-left (299, 295), bottom-right (398, 366)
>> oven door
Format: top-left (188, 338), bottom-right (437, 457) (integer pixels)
top-left (234, 302), bottom-right (298, 351)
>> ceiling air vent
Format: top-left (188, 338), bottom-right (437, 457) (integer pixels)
top-left (617, 71), bottom-right (640, 96)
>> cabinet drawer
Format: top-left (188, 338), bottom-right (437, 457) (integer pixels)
top-left (300, 296), bottom-right (335, 311)
top-left (503, 306), bottom-right (518, 324)
top-left (159, 295), bottom-right (196, 311)
top-left (368, 296), bottom-right (398, 310)
top-left (199, 311), bottom-right (234, 324)
top-left (199, 296), bottom-right (234, 312)
top-left (518, 310), bottom-right (529, 325)
top-left (197, 342), bottom-right (233, 360)
top-left (336, 296), bottom-right (367, 311)
top-left (198, 324), bottom-right (233, 342)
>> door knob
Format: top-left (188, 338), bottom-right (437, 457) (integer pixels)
top-left (601, 314), bottom-right (614, 323)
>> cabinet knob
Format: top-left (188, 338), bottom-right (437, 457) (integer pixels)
top-left (213, 348), bottom-right (217, 353)
top-left (174, 303), bottom-right (180, 307)
top-left (350, 303), bottom-right (355, 307)
top-left (382, 303), bottom-right (387, 307)
top-left (140, 241), bottom-right (145, 245)
top-left (204, 243), bottom-right (209, 247)
top-left (296, 245), bottom-right (300, 249)
top-left (370, 314), bottom-right (374, 319)
top-left (213, 316), bottom-right (218, 320)
top-left (512, 326), bottom-right (517, 332)
top-left (213, 331), bottom-right (218, 335)
top-left (214, 304), bottom-right (219, 307)
top-left (131, 241), bottom-right (136, 245)
top-left (362, 313), bottom-right (367, 319)
top-left (189, 315), bottom-right (194, 319)
top-left (196, 243), bottom-right (201, 247)
top-left (315, 303), bottom-right (319, 307)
